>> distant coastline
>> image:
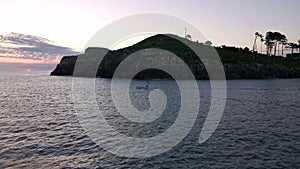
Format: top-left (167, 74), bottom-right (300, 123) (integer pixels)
top-left (51, 34), bottom-right (300, 79)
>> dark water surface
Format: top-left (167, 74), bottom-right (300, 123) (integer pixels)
top-left (0, 71), bottom-right (299, 168)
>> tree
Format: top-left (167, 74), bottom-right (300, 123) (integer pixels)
top-left (244, 47), bottom-right (250, 53)
top-left (265, 31), bottom-right (286, 56)
top-left (253, 32), bottom-right (263, 53)
top-left (204, 40), bottom-right (212, 46)
top-left (288, 43), bottom-right (298, 54)
top-left (186, 34), bottom-right (192, 40)
top-left (265, 31), bottom-right (275, 56)
top-left (298, 39), bottom-right (300, 53)
top-left (279, 36), bottom-right (287, 56)
top-left (184, 27), bottom-right (192, 40)
top-left (273, 32), bottom-right (286, 56)
top-left (260, 37), bottom-right (264, 54)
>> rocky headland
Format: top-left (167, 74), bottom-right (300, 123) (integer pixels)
top-left (51, 34), bottom-right (300, 79)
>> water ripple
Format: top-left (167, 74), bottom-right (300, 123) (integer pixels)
top-left (0, 72), bottom-right (299, 168)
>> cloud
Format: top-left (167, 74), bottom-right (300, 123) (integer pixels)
top-left (0, 32), bottom-right (78, 61)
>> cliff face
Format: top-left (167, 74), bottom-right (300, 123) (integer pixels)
top-left (51, 55), bottom-right (77, 76)
top-left (51, 34), bottom-right (300, 79)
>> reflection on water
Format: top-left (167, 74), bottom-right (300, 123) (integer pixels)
top-left (0, 71), bottom-right (299, 168)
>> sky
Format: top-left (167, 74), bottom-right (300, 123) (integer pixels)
top-left (1, 0), bottom-right (300, 71)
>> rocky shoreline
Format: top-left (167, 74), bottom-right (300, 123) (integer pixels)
top-left (51, 55), bottom-right (300, 79)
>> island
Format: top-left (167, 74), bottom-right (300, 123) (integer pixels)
top-left (51, 34), bottom-right (300, 79)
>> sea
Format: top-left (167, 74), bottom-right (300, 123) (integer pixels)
top-left (0, 71), bottom-right (299, 168)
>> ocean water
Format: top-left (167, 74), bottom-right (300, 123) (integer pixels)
top-left (0, 71), bottom-right (299, 168)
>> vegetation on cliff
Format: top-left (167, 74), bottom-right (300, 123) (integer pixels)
top-left (51, 34), bottom-right (300, 79)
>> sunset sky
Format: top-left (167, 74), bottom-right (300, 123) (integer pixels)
top-left (1, 0), bottom-right (300, 71)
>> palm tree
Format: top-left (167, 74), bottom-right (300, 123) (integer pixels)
top-left (253, 32), bottom-right (264, 53)
top-left (253, 32), bottom-right (259, 52)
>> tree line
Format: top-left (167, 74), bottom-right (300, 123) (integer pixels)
top-left (253, 31), bottom-right (300, 56)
